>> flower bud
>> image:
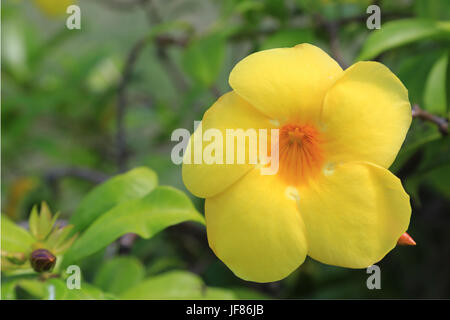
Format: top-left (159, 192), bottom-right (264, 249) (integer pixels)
top-left (397, 232), bottom-right (416, 246)
top-left (30, 249), bottom-right (56, 273)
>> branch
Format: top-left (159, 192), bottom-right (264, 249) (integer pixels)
top-left (45, 167), bottom-right (110, 184)
top-left (116, 37), bottom-right (150, 172)
top-left (155, 34), bottom-right (189, 48)
top-left (209, 85), bottom-right (222, 99)
top-left (141, 0), bottom-right (190, 93)
top-left (118, 233), bottom-right (139, 254)
top-left (412, 104), bottom-right (448, 135)
top-left (156, 45), bottom-right (190, 92)
top-left (337, 11), bottom-right (411, 25)
top-left (318, 16), bottom-right (348, 69)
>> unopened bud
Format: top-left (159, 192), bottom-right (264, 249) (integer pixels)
top-left (30, 249), bottom-right (56, 273)
top-left (397, 232), bottom-right (416, 246)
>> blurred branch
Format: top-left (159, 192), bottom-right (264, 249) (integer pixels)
top-left (229, 28), bottom-right (278, 42)
top-left (45, 167), bottom-right (109, 184)
top-left (114, 1), bottom-right (190, 172)
top-left (115, 0), bottom-right (191, 251)
top-left (337, 10), bottom-right (412, 25)
top-left (210, 85), bottom-right (222, 99)
top-left (116, 37), bottom-right (151, 172)
top-left (99, 0), bottom-right (188, 173)
top-left (316, 9), bottom-right (410, 70)
top-left (325, 21), bottom-right (348, 69)
top-left (141, 0), bottom-right (163, 24)
top-left (156, 45), bottom-right (190, 93)
top-left (118, 233), bottom-right (139, 254)
top-left (141, 0), bottom-right (190, 93)
top-left (155, 35), bottom-right (221, 98)
top-left (155, 34), bottom-right (189, 48)
top-left (412, 104), bottom-right (448, 136)
top-left (317, 15), bottom-right (348, 69)
top-left (150, 9), bottom-right (410, 48)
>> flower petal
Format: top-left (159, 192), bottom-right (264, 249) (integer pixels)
top-left (321, 61), bottom-right (412, 168)
top-left (206, 169), bottom-right (308, 282)
top-left (298, 161), bottom-right (411, 268)
top-left (182, 91), bottom-right (274, 198)
top-left (229, 43), bottom-right (343, 123)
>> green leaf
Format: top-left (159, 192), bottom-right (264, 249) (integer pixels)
top-left (1, 215), bottom-right (34, 253)
top-left (120, 271), bottom-right (235, 300)
top-left (260, 29), bottom-right (314, 50)
top-left (15, 279), bottom-right (48, 298)
top-left (28, 205), bottom-right (39, 239)
top-left (358, 19), bottom-right (450, 60)
top-left (2, 278), bottom-right (57, 300)
top-left (390, 122), bottom-right (441, 174)
top-left (37, 202), bottom-right (57, 240)
top-left (28, 202), bottom-right (59, 241)
top-left (425, 163), bottom-right (450, 197)
top-left (43, 279), bottom-right (115, 300)
top-left (230, 287), bottom-right (270, 299)
top-left (9, 278), bottom-right (114, 300)
top-left (424, 52), bottom-right (448, 115)
top-left (233, 0), bottom-right (264, 15)
top-left (396, 50), bottom-right (442, 106)
top-left (65, 186), bottom-right (204, 263)
top-left (417, 135), bottom-right (450, 174)
top-left (414, 0), bottom-right (450, 20)
top-left (181, 34), bottom-right (226, 87)
top-left (203, 287), bottom-right (236, 300)
top-left (29, 26), bottom-right (78, 69)
top-left (263, 0), bottom-right (288, 21)
top-left (11, 278), bottom-right (115, 300)
top-left (1, 280), bottom-right (17, 300)
top-left (146, 256), bottom-right (187, 276)
top-left (400, 136), bottom-right (449, 203)
top-left (93, 257), bottom-right (145, 295)
top-left (46, 225), bottom-right (74, 250)
top-left (70, 167), bottom-right (158, 233)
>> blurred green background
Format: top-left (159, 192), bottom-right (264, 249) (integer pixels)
top-left (2, 0), bottom-right (449, 299)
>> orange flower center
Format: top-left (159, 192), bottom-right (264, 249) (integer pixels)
top-left (278, 123), bottom-right (324, 185)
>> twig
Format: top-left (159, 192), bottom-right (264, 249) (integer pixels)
top-left (189, 253), bottom-right (214, 275)
top-left (338, 11), bottom-right (411, 25)
top-left (156, 46), bottom-right (190, 92)
top-left (412, 104), bottom-right (448, 135)
top-left (45, 167), bottom-right (110, 184)
top-left (210, 85), bottom-right (222, 99)
top-left (141, 0), bottom-right (162, 24)
top-left (139, 0), bottom-right (190, 93)
top-left (321, 18), bottom-right (348, 69)
top-left (116, 37), bottom-right (150, 172)
top-left (143, 9), bottom-right (410, 48)
top-left (118, 233), bottom-right (139, 254)
top-left (155, 34), bottom-right (189, 48)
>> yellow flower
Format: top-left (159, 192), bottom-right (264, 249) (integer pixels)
top-left (182, 43), bottom-right (412, 283)
top-left (33, 0), bottom-right (75, 17)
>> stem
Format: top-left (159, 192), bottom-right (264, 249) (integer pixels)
top-left (116, 37), bottom-right (150, 172)
top-left (412, 104), bottom-right (448, 136)
top-left (45, 167), bottom-right (109, 184)
top-left (142, 0), bottom-right (190, 93)
top-left (321, 18), bottom-right (348, 69)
